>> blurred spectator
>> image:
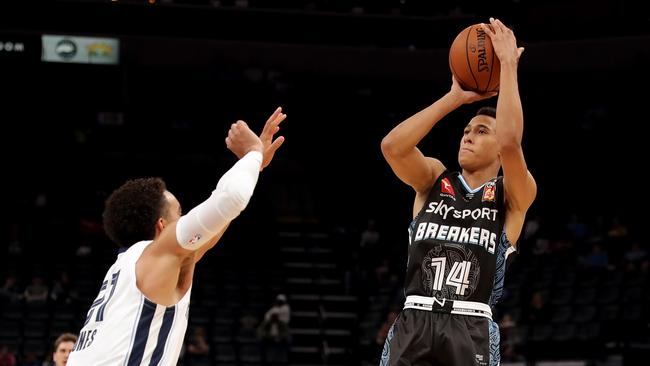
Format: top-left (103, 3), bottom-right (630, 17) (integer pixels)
top-left (50, 272), bottom-right (75, 305)
top-left (263, 294), bottom-right (291, 325)
top-left (501, 344), bottom-right (524, 362)
top-left (259, 294), bottom-right (290, 364)
top-left (7, 224), bottom-right (23, 257)
top-left (75, 241), bottom-right (92, 257)
top-left (24, 276), bottom-right (48, 304)
top-left (607, 217), bottom-right (628, 238)
top-left (582, 244), bottom-right (609, 268)
top-left (52, 333), bottom-right (77, 366)
top-left (532, 238), bottom-right (550, 256)
top-left (523, 215), bottom-right (541, 240)
top-left (374, 258), bottom-right (391, 288)
top-left (360, 219), bottom-right (381, 249)
top-left (0, 345), bottom-right (16, 366)
top-left (587, 215), bottom-right (607, 243)
top-left (566, 213), bottom-right (587, 240)
top-left (239, 311), bottom-right (260, 340)
top-left (0, 275), bottom-right (22, 303)
top-left (375, 311), bottom-right (398, 347)
top-left (499, 313), bottom-right (516, 329)
top-left (554, 237), bottom-right (577, 264)
top-left (624, 242), bottom-right (647, 264)
top-left (185, 327), bottom-right (210, 366)
top-left (641, 260), bottom-right (650, 274)
top-left (499, 313), bottom-right (519, 346)
top-left (21, 351), bottom-right (40, 366)
top-left (525, 292), bottom-right (549, 324)
top-left (360, 219), bottom-right (381, 273)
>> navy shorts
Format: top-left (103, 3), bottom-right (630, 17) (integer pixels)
top-left (379, 309), bottom-right (500, 366)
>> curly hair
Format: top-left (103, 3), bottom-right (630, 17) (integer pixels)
top-left (103, 178), bottom-right (168, 247)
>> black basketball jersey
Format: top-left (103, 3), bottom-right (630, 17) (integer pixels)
top-left (405, 170), bottom-right (511, 306)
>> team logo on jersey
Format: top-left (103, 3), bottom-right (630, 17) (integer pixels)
top-left (482, 182), bottom-right (496, 202)
top-left (441, 178), bottom-right (456, 197)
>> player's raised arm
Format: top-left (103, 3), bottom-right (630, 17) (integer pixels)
top-left (482, 19), bottom-right (536, 243)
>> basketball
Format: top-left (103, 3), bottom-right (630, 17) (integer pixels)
top-left (449, 24), bottom-right (500, 93)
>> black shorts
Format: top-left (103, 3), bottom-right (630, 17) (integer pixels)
top-left (379, 309), bottom-right (500, 366)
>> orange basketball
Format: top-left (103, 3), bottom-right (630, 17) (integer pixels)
top-left (449, 24), bottom-right (500, 93)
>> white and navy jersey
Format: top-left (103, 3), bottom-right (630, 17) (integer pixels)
top-left (67, 241), bottom-right (191, 366)
top-left (406, 171), bottom-right (514, 305)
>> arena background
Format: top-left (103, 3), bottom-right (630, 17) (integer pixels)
top-left (1, 0), bottom-right (649, 365)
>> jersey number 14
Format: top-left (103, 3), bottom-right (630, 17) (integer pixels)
top-left (430, 258), bottom-right (471, 296)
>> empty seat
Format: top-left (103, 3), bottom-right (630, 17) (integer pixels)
top-left (573, 306), bottom-right (597, 323)
top-left (0, 320), bottom-right (20, 338)
top-left (577, 323), bottom-right (600, 341)
top-left (290, 328), bottom-right (321, 347)
top-left (289, 346), bottom-right (321, 364)
top-left (596, 286), bottom-right (619, 304)
top-left (292, 311), bottom-right (320, 328)
top-left (573, 288), bottom-right (596, 305)
top-left (213, 344), bottom-right (237, 363)
top-left (23, 321), bottom-right (47, 339)
top-left (323, 329), bottom-right (352, 347)
top-left (530, 324), bottom-right (553, 342)
top-left (321, 295), bottom-right (357, 312)
top-left (599, 305), bottom-right (620, 322)
top-left (550, 288), bottom-right (573, 306)
top-left (239, 344), bottom-right (263, 363)
top-left (550, 306), bottom-right (572, 324)
top-left (323, 311), bottom-right (357, 329)
top-left (551, 323), bottom-right (576, 342)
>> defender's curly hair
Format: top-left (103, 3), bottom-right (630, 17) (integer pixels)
top-left (103, 178), bottom-right (168, 247)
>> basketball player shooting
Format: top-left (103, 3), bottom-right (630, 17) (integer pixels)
top-left (379, 18), bottom-right (536, 365)
top-left (66, 107), bottom-right (286, 365)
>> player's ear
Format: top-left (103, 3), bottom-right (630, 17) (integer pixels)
top-left (155, 217), bottom-right (165, 234)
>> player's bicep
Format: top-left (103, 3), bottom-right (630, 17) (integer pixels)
top-left (382, 146), bottom-right (445, 193)
top-left (501, 145), bottom-right (536, 212)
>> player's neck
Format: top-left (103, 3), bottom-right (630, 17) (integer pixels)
top-left (460, 168), bottom-right (498, 190)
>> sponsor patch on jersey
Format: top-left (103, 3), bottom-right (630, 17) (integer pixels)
top-left (441, 178), bottom-right (456, 197)
top-left (482, 182), bottom-right (496, 202)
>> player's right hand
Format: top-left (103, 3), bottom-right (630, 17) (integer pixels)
top-left (449, 75), bottom-right (497, 105)
top-left (226, 120), bottom-right (264, 159)
top-left (481, 18), bottom-right (524, 67)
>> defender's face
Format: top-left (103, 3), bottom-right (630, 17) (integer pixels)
top-left (163, 191), bottom-right (182, 223)
top-left (458, 115), bottom-right (499, 170)
top-left (53, 341), bottom-right (75, 366)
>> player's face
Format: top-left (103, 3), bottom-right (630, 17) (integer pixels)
top-left (162, 191), bottom-right (182, 224)
top-left (458, 115), bottom-right (499, 170)
top-left (53, 341), bottom-right (75, 366)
